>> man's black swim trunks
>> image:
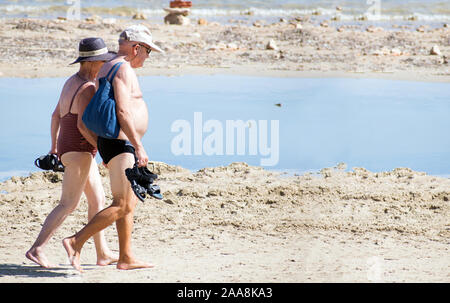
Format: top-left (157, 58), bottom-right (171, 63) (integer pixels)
top-left (97, 137), bottom-right (136, 165)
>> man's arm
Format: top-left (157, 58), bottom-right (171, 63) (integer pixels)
top-left (50, 102), bottom-right (61, 155)
top-left (76, 84), bottom-right (98, 148)
top-left (113, 65), bottom-right (149, 166)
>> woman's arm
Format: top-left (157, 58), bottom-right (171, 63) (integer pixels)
top-left (50, 103), bottom-right (61, 154)
top-left (76, 84), bottom-right (98, 148)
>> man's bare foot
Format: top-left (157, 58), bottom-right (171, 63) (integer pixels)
top-left (117, 259), bottom-right (154, 270)
top-left (62, 237), bottom-right (82, 272)
top-left (25, 247), bottom-right (52, 268)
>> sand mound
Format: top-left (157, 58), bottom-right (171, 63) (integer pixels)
top-left (1, 162), bottom-right (449, 282)
top-left (1, 162), bottom-right (448, 240)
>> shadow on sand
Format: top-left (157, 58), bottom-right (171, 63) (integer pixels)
top-left (0, 263), bottom-right (72, 279)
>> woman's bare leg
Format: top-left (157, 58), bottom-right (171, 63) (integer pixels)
top-left (26, 152), bottom-right (91, 268)
top-left (83, 158), bottom-right (118, 266)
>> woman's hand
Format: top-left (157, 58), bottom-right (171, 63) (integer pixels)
top-left (49, 147), bottom-right (57, 155)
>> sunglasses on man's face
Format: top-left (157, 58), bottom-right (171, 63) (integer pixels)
top-left (134, 43), bottom-right (152, 54)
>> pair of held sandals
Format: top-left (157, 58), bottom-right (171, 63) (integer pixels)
top-left (34, 154), bottom-right (163, 201)
top-left (125, 163), bottom-right (163, 201)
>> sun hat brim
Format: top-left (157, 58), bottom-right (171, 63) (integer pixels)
top-left (146, 41), bottom-right (164, 53)
top-left (69, 51), bottom-right (117, 65)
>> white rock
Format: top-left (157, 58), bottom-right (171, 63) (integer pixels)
top-left (266, 39), bottom-right (278, 50)
top-left (430, 45), bottom-right (441, 56)
top-left (102, 18), bottom-right (116, 25)
top-left (226, 42), bottom-right (238, 50)
top-left (416, 26), bottom-right (426, 32)
top-left (164, 13), bottom-right (190, 25)
top-left (132, 12), bottom-right (147, 20)
top-left (391, 48), bottom-right (402, 56)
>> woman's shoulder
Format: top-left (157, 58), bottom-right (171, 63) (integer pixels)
top-left (76, 82), bottom-right (96, 102)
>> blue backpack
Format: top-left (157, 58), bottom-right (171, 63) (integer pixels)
top-left (82, 62), bottom-right (123, 139)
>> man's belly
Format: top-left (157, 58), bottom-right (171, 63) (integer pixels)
top-left (117, 99), bottom-right (148, 141)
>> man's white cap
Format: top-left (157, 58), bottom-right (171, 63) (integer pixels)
top-left (119, 24), bottom-right (164, 53)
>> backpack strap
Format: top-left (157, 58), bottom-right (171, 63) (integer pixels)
top-left (106, 62), bottom-right (123, 82)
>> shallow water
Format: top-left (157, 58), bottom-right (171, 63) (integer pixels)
top-left (0, 75), bottom-right (449, 180)
top-left (0, 0), bottom-right (449, 24)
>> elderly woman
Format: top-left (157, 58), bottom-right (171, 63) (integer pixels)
top-left (26, 38), bottom-right (117, 268)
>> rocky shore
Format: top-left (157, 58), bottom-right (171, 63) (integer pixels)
top-left (0, 17), bottom-right (448, 81)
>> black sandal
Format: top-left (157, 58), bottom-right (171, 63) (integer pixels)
top-left (34, 154), bottom-right (65, 172)
top-left (125, 163), bottom-right (163, 201)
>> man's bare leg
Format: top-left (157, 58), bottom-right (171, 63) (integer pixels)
top-left (63, 152), bottom-right (152, 271)
top-left (26, 152), bottom-right (90, 268)
top-left (108, 152), bottom-right (153, 270)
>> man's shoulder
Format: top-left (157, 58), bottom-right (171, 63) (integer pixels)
top-left (114, 61), bottom-right (137, 81)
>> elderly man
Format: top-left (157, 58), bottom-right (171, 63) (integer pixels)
top-left (63, 25), bottom-right (164, 271)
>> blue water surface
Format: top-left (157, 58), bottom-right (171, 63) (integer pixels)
top-left (0, 75), bottom-right (449, 180)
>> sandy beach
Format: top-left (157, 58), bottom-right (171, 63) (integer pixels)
top-left (0, 15), bottom-right (449, 283)
top-left (0, 162), bottom-right (448, 282)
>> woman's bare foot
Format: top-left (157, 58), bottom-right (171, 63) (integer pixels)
top-left (62, 237), bottom-right (82, 272)
top-left (97, 253), bottom-right (119, 266)
top-left (25, 247), bottom-right (52, 268)
top-left (117, 259), bottom-right (154, 270)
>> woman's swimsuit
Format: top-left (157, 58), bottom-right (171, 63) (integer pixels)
top-left (57, 78), bottom-right (97, 159)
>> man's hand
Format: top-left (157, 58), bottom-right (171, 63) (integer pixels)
top-left (135, 145), bottom-right (149, 167)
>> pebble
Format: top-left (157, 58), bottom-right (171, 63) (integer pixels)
top-left (85, 15), bottom-right (101, 23)
top-left (266, 39), bottom-right (278, 51)
top-left (390, 48), bottom-right (402, 56)
top-left (133, 12), bottom-right (147, 20)
top-left (416, 26), bottom-right (426, 32)
top-left (164, 13), bottom-right (190, 25)
top-left (253, 21), bottom-right (262, 27)
top-left (226, 42), bottom-right (239, 50)
top-left (198, 18), bottom-right (207, 25)
top-left (102, 18), bottom-right (116, 25)
top-left (430, 45), bottom-right (441, 56)
top-left (366, 25), bottom-right (383, 33)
